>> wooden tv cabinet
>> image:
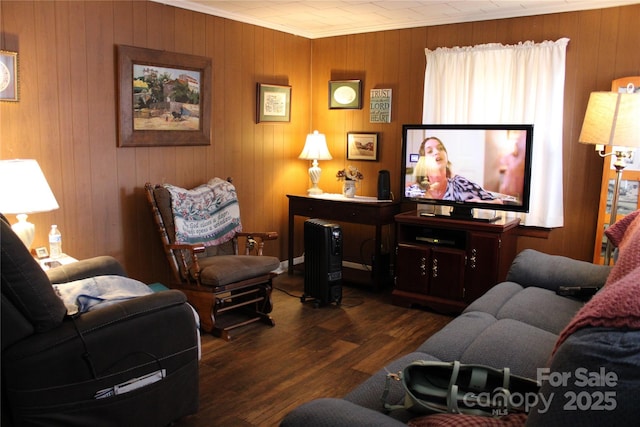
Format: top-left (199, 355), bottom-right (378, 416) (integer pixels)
top-left (393, 211), bottom-right (520, 313)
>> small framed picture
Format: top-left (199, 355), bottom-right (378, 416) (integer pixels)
top-left (35, 247), bottom-right (49, 259)
top-left (0, 50), bottom-right (19, 102)
top-left (257, 83), bottom-right (291, 123)
top-left (347, 132), bottom-right (378, 161)
top-left (329, 80), bottom-right (362, 109)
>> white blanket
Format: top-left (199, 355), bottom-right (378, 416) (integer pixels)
top-left (53, 275), bottom-right (153, 314)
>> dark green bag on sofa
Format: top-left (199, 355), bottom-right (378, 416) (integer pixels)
top-left (382, 361), bottom-right (540, 417)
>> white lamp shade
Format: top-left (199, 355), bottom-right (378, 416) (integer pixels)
top-left (0, 159), bottom-right (60, 214)
top-left (298, 130), bottom-right (333, 160)
top-left (579, 92), bottom-right (640, 148)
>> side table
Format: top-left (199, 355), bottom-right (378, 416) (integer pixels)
top-left (287, 194), bottom-right (401, 291)
top-left (37, 253), bottom-right (78, 271)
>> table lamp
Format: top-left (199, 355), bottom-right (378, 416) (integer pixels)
top-left (298, 130), bottom-right (332, 195)
top-left (0, 159), bottom-right (60, 250)
top-left (579, 85), bottom-right (640, 263)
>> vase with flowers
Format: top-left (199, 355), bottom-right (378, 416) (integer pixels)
top-left (336, 166), bottom-right (364, 198)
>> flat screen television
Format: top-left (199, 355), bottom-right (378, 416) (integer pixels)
top-left (401, 124), bottom-right (534, 222)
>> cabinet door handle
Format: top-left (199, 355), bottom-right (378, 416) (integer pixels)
top-left (470, 249), bottom-right (477, 269)
top-left (420, 257), bottom-right (427, 276)
top-left (432, 258), bottom-right (438, 278)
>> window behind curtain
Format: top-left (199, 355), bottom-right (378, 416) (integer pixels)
top-left (423, 38), bottom-right (569, 227)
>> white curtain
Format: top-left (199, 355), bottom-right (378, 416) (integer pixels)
top-left (423, 38), bottom-right (569, 227)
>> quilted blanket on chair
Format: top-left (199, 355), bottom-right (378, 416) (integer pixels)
top-left (164, 178), bottom-right (242, 246)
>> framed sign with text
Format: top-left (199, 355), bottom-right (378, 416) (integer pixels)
top-left (257, 83), bottom-right (291, 123)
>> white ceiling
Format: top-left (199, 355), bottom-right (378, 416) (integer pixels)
top-left (151, 0), bottom-right (639, 39)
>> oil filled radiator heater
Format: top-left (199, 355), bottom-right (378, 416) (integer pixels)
top-left (302, 219), bottom-right (343, 307)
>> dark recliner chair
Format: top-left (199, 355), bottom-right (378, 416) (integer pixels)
top-left (1, 214), bottom-right (199, 426)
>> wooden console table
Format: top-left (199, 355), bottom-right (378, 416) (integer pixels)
top-left (287, 194), bottom-right (401, 290)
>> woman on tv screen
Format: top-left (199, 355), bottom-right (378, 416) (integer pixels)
top-left (410, 136), bottom-right (503, 204)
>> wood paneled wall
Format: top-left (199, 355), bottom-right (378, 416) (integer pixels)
top-left (308, 4), bottom-right (640, 263)
top-left (1, 1), bottom-right (639, 285)
top-left (0, 1), bottom-right (311, 283)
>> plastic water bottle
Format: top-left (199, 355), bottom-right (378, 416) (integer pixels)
top-left (49, 225), bottom-right (62, 259)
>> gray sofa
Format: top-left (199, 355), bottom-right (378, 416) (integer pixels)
top-left (281, 246), bottom-right (640, 426)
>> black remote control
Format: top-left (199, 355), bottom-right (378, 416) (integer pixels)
top-left (556, 286), bottom-right (600, 298)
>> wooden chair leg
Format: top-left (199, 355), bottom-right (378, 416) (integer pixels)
top-left (257, 283), bottom-right (275, 326)
top-left (179, 282), bottom-right (275, 341)
top-left (179, 289), bottom-right (215, 333)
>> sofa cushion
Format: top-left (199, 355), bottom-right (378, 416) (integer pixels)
top-left (458, 319), bottom-right (557, 379)
top-left (506, 249), bottom-right (610, 291)
top-left (464, 282), bottom-right (524, 317)
top-left (495, 287), bottom-right (583, 335)
top-left (345, 352), bottom-right (442, 423)
top-left (464, 283), bottom-right (582, 335)
top-left (281, 398), bottom-right (407, 427)
top-left (417, 312), bottom-right (497, 361)
top-left (1, 217), bottom-right (66, 332)
top-left (198, 254), bottom-right (280, 288)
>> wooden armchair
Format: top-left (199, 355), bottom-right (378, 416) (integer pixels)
top-left (144, 179), bottom-right (279, 340)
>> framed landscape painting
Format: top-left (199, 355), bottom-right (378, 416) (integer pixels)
top-left (347, 132), bottom-right (378, 161)
top-left (117, 45), bottom-right (212, 147)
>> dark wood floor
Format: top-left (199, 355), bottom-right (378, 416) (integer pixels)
top-left (174, 272), bottom-right (452, 427)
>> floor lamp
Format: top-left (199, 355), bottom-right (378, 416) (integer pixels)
top-left (579, 86), bottom-right (640, 264)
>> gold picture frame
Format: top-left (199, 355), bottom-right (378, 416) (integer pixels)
top-left (0, 50), bottom-right (19, 102)
top-left (117, 45), bottom-right (212, 147)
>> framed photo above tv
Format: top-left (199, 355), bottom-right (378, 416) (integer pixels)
top-left (347, 132), bottom-right (378, 161)
top-left (329, 80), bottom-right (362, 109)
top-left (117, 45), bottom-right (212, 147)
top-left (257, 83), bottom-right (291, 123)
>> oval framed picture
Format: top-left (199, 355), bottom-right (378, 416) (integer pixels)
top-left (329, 80), bottom-right (362, 109)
